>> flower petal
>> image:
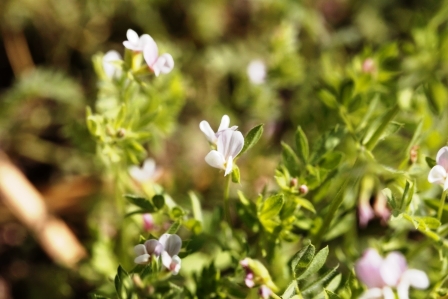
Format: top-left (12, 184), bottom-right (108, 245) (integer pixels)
top-left (205, 150), bottom-right (226, 170)
top-left (358, 288), bottom-right (384, 299)
top-left (382, 287), bottom-right (395, 299)
top-left (142, 158), bottom-right (156, 178)
top-left (436, 146), bottom-right (448, 170)
top-left (170, 255), bottom-right (181, 275)
top-left (380, 251), bottom-right (407, 287)
top-left (355, 249), bottom-right (385, 288)
top-left (134, 254), bottom-right (150, 264)
top-left (358, 202), bottom-right (375, 228)
top-left (428, 165), bottom-right (447, 185)
top-left (126, 29), bottom-right (139, 44)
top-left (157, 53), bottom-right (174, 74)
top-left (143, 39), bottom-right (159, 67)
top-left (158, 234), bottom-right (182, 256)
top-left (139, 34), bottom-right (154, 49)
top-left (227, 131), bottom-right (244, 158)
top-left (103, 50), bottom-right (122, 79)
top-left (161, 250), bottom-right (172, 270)
top-left (144, 239), bottom-right (163, 257)
top-left (400, 269), bottom-right (429, 290)
top-left (218, 115), bottom-right (230, 132)
top-left (224, 156), bottom-right (233, 176)
top-left (134, 244), bottom-right (148, 256)
top-left (200, 121), bottom-right (216, 143)
top-left (129, 165), bottom-right (148, 183)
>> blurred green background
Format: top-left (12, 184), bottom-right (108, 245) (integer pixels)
top-left (1, 0), bottom-right (448, 298)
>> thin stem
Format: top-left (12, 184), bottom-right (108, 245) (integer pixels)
top-left (223, 174), bottom-right (231, 223)
top-left (438, 189), bottom-right (447, 221)
top-left (271, 293), bottom-right (282, 299)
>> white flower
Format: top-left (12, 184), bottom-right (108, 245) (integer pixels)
top-left (102, 50), bottom-right (122, 79)
top-left (428, 146), bottom-right (448, 190)
top-left (128, 158), bottom-right (160, 183)
top-left (199, 115), bottom-right (238, 145)
top-left (123, 29), bottom-right (153, 52)
top-left (159, 234), bottom-right (182, 275)
top-left (355, 249), bottom-right (429, 299)
top-left (143, 37), bottom-right (174, 76)
top-left (205, 129), bottom-right (244, 176)
top-left (133, 239), bottom-right (164, 264)
top-left (247, 60), bottom-right (266, 85)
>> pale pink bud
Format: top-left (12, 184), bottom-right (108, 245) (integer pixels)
top-left (143, 214), bottom-right (154, 231)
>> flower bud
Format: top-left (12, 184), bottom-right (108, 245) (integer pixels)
top-left (362, 58), bottom-right (375, 74)
top-left (299, 184), bottom-right (308, 194)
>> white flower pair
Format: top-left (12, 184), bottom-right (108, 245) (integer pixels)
top-left (200, 115), bottom-right (244, 176)
top-left (355, 249), bottom-right (429, 299)
top-left (102, 29), bottom-right (174, 78)
top-left (134, 233), bottom-right (182, 275)
top-left (428, 146), bottom-right (448, 190)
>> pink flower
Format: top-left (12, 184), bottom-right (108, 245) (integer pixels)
top-left (143, 214), bottom-right (154, 231)
top-left (358, 202), bottom-right (375, 228)
top-left (143, 38), bottom-right (174, 76)
top-left (428, 146), bottom-right (448, 190)
top-left (199, 115), bottom-right (238, 145)
top-left (355, 249), bottom-right (429, 299)
top-left (123, 29), bottom-right (153, 52)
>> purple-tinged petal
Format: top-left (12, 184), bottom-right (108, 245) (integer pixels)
top-left (200, 121), bottom-right (217, 143)
top-left (143, 40), bottom-right (159, 67)
top-left (145, 239), bottom-right (163, 257)
top-left (205, 150), bottom-right (226, 170)
top-left (227, 131), bottom-right (244, 158)
top-left (158, 234), bottom-right (182, 256)
top-left (358, 202), bottom-right (375, 228)
top-left (156, 53), bottom-right (174, 74)
top-left (400, 269), bottom-right (429, 290)
top-left (355, 249), bottom-right (384, 288)
top-left (139, 34), bottom-right (154, 50)
top-left (380, 252), bottom-right (407, 287)
top-left (259, 285), bottom-right (272, 299)
top-left (170, 255), bottom-right (181, 275)
top-left (428, 165), bottom-right (447, 185)
top-left (436, 146), bottom-right (448, 170)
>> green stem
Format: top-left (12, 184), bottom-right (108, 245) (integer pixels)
top-left (223, 174), bottom-right (231, 223)
top-left (271, 293), bottom-right (282, 299)
top-left (438, 189), bottom-right (447, 221)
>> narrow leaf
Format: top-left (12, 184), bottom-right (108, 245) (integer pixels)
top-left (290, 244), bottom-right (315, 277)
top-left (232, 165), bottom-right (241, 183)
top-left (189, 191), bottom-right (203, 222)
top-left (152, 195), bottom-right (165, 210)
top-left (301, 265), bottom-right (339, 294)
top-left (324, 289), bottom-right (341, 299)
top-left (282, 142), bottom-right (300, 176)
top-left (282, 280), bottom-right (297, 298)
top-left (426, 156), bottom-right (436, 168)
top-left (297, 246), bottom-right (329, 280)
top-left (295, 126), bottom-right (309, 164)
top-left (166, 220), bottom-right (181, 234)
top-left (124, 194), bottom-right (155, 212)
top-left (239, 124), bottom-right (263, 156)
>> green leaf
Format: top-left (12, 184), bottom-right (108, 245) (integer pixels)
top-left (295, 126), bottom-right (309, 164)
top-left (302, 265), bottom-right (339, 294)
top-left (282, 280), bottom-right (297, 298)
top-left (426, 156), bottom-right (436, 168)
top-left (297, 246), bottom-right (329, 280)
top-left (239, 124), bottom-right (263, 156)
top-left (189, 191), bottom-right (203, 223)
top-left (124, 194), bottom-right (155, 212)
top-left (258, 194), bottom-right (284, 233)
top-left (319, 151), bottom-right (344, 170)
top-left (324, 289), bottom-right (341, 299)
top-left (295, 197), bottom-right (316, 213)
top-left (152, 195), bottom-right (165, 210)
top-left (291, 244), bottom-right (315, 277)
top-left (362, 104), bottom-right (399, 151)
top-left (89, 294), bottom-right (110, 299)
top-left (166, 220), bottom-right (181, 234)
top-left (114, 265), bottom-right (131, 299)
top-left (232, 165), bottom-right (241, 183)
top-left (282, 142), bottom-right (300, 176)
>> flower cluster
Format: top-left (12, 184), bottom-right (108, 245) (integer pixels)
top-left (134, 233), bottom-right (182, 275)
top-left (200, 115), bottom-right (244, 176)
top-left (240, 258), bottom-right (277, 299)
top-left (102, 29), bottom-right (174, 79)
top-left (355, 248), bottom-right (429, 299)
